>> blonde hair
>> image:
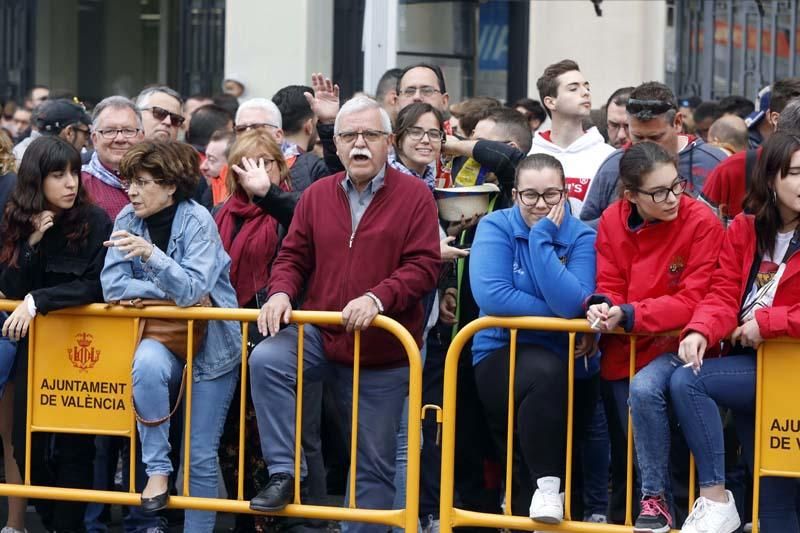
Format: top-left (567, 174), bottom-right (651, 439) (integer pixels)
top-left (226, 130), bottom-right (289, 196)
top-left (0, 133), bottom-right (15, 175)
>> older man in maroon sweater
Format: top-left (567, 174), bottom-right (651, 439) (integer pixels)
top-left (247, 95), bottom-right (440, 531)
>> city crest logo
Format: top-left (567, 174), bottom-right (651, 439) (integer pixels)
top-left (67, 332), bottom-right (100, 372)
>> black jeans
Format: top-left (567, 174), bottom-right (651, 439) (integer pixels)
top-left (474, 343), bottom-right (598, 520)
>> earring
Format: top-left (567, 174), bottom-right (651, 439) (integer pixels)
top-left (772, 190), bottom-right (777, 204)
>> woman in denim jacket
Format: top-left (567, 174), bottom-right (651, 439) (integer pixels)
top-left (101, 140), bottom-right (240, 532)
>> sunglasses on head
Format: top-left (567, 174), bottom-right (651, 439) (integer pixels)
top-left (143, 106), bottom-right (186, 127)
top-left (626, 98), bottom-right (676, 118)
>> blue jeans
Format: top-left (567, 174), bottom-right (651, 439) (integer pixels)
top-left (630, 352), bottom-right (683, 497)
top-left (132, 338), bottom-right (238, 533)
top-left (249, 324), bottom-right (409, 533)
top-left (670, 354), bottom-right (800, 532)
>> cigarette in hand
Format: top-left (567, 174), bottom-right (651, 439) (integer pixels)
top-left (590, 317), bottom-right (601, 329)
top-left (682, 362), bottom-right (694, 368)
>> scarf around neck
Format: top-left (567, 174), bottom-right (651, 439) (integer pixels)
top-left (82, 151), bottom-right (125, 190)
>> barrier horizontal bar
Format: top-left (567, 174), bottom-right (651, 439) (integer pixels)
top-left (0, 484), bottom-right (406, 526)
top-left (29, 426), bottom-right (131, 437)
top-left (450, 508), bottom-right (680, 532)
top-left (758, 469), bottom-right (800, 478)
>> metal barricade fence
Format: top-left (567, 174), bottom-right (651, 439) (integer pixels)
top-left (0, 300), bottom-right (423, 533)
top-left (438, 316), bottom-right (698, 533)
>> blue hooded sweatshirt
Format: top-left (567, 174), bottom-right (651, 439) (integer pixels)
top-left (469, 203), bottom-right (599, 378)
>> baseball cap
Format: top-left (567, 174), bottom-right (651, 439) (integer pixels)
top-left (745, 85), bottom-right (771, 128)
top-left (36, 99), bottom-right (91, 133)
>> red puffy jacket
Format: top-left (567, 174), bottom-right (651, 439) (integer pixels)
top-left (683, 213), bottom-right (800, 345)
top-left (595, 195), bottom-right (724, 380)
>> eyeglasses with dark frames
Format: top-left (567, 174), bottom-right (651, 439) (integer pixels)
top-left (141, 106), bottom-right (186, 127)
top-left (634, 178), bottom-right (687, 203)
top-left (516, 188), bottom-right (565, 206)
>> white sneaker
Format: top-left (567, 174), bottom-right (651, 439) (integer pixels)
top-left (681, 490), bottom-right (740, 533)
top-left (1, 527), bottom-right (27, 533)
top-left (529, 476), bottom-right (564, 524)
top-left (585, 513), bottom-right (607, 523)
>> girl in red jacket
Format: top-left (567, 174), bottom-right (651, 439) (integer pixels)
top-left (672, 131), bottom-right (800, 533)
top-left (586, 141), bottom-right (723, 533)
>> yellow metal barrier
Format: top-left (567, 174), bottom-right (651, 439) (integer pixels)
top-left (439, 316), bottom-right (696, 533)
top-left (0, 300), bottom-right (423, 532)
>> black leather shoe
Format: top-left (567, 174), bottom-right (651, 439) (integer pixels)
top-left (250, 473), bottom-right (294, 512)
top-left (140, 490), bottom-right (169, 513)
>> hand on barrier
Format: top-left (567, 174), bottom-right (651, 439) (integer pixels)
top-left (341, 295), bottom-right (380, 333)
top-left (678, 331), bottom-right (708, 374)
top-left (2, 300), bottom-right (33, 341)
top-left (231, 156), bottom-right (277, 197)
top-left (29, 210), bottom-right (56, 247)
top-left (104, 230), bottom-right (155, 262)
top-left (440, 236), bottom-right (470, 261)
top-left (259, 293), bottom-right (292, 337)
top-left (446, 214), bottom-right (481, 237)
top-left (305, 72), bottom-right (340, 124)
top-left (439, 289), bottom-right (458, 324)
top-left (731, 318), bottom-right (763, 349)
top-left (586, 302), bottom-right (623, 332)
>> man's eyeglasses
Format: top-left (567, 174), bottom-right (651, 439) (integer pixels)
top-left (516, 188), bottom-right (564, 206)
top-left (405, 126), bottom-right (444, 143)
top-left (626, 98), bottom-right (677, 119)
top-left (634, 178), bottom-right (687, 203)
top-left (400, 86), bottom-right (441, 98)
top-left (234, 122), bottom-right (279, 134)
top-left (336, 129), bottom-right (389, 144)
top-left (95, 128), bottom-right (142, 140)
top-left (142, 106), bottom-right (186, 127)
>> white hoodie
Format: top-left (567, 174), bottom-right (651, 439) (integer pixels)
top-left (529, 127), bottom-right (615, 216)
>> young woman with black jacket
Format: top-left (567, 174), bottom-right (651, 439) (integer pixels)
top-left (0, 135), bottom-right (112, 533)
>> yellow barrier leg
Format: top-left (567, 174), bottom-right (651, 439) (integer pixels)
top-left (294, 324), bottom-right (305, 505)
top-left (130, 318), bottom-right (140, 493)
top-left (752, 345), bottom-right (764, 533)
top-left (24, 319), bottom-right (34, 485)
top-left (564, 332), bottom-right (576, 521)
top-left (183, 320), bottom-right (194, 496)
top-left (503, 329), bottom-right (517, 517)
top-left (348, 330), bottom-right (361, 509)
top-left (625, 336), bottom-right (637, 526)
top-left (237, 322), bottom-right (249, 501)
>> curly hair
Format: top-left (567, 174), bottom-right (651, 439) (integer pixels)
top-left (0, 136), bottom-right (91, 266)
top-left (0, 132), bottom-right (15, 175)
top-left (119, 140), bottom-right (200, 202)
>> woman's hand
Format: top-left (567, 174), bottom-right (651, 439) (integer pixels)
top-left (678, 331), bottom-right (708, 373)
top-left (575, 334), bottom-right (598, 358)
top-left (440, 236), bottom-right (469, 262)
top-left (29, 210), bottom-right (56, 247)
top-left (104, 230), bottom-right (155, 262)
top-left (439, 288), bottom-right (458, 325)
top-left (546, 198), bottom-right (565, 228)
top-left (731, 319), bottom-right (764, 349)
top-left (587, 303), bottom-right (623, 332)
top-left (231, 157), bottom-right (275, 197)
top-left (2, 300), bottom-right (32, 341)
top-left (446, 214), bottom-right (481, 237)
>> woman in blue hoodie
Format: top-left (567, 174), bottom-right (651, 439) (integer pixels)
top-left (470, 153), bottom-right (598, 525)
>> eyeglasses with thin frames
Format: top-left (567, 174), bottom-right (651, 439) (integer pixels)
top-left (405, 126), bottom-right (444, 144)
top-left (400, 86), bottom-right (441, 98)
top-left (234, 123), bottom-right (279, 134)
top-left (95, 128), bottom-right (142, 140)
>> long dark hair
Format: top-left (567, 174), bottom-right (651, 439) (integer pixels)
top-left (618, 141), bottom-right (677, 194)
top-left (744, 131), bottom-right (800, 257)
top-left (0, 136), bottom-right (91, 266)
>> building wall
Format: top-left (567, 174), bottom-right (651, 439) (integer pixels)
top-left (225, 0), bottom-right (334, 101)
top-left (528, 0), bottom-right (667, 106)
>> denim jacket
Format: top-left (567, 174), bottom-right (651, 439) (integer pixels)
top-left (101, 200), bottom-right (241, 381)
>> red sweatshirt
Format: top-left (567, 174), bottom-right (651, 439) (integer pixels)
top-left (699, 147), bottom-right (762, 225)
top-left (594, 195), bottom-right (724, 380)
top-left (268, 166), bottom-right (441, 367)
top-left (684, 213), bottom-right (800, 345)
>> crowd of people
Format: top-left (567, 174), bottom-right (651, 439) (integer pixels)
top-left (0, 59), bottom-right (799, 533)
